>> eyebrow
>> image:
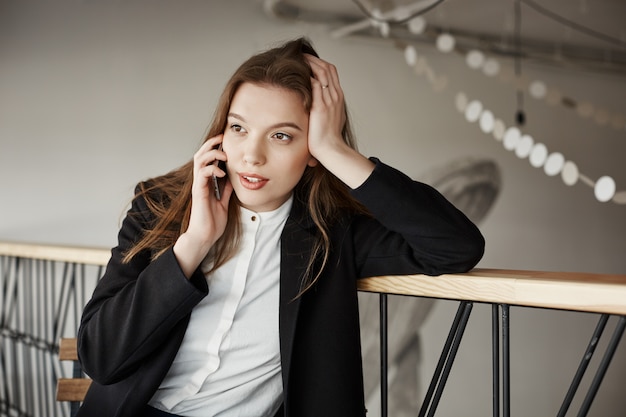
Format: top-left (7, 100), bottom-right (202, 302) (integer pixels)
top-left (227, 112), bottom-right (303, 132)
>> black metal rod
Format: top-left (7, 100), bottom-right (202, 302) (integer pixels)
top-left (502, 305), bottom-right (510, 417)
top-left (577, 316), bottom-right (626, 417)
top-left (492, 304), bottom-right (500, 417)
top-left (418, 301), bottom-right (471, 417)
top-left (380, 293), bottom-right (388, 417)
top-left (427, 302), bottom-right (473, 417)
top-left (557, 314), bottom-right (609, 417)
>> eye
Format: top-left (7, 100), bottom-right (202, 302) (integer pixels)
top-left (230, 124), bottom-right (246, 134)
top-left (272, 132), bottom-right (292, 141)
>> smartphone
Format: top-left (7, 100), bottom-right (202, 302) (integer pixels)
top-left (212, 145), bottom-right (226, 200)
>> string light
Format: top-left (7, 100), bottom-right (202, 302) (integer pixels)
top-left (358, 6), bottom-right (626, 204)
top-left (456, 92), bottom-right (622, 203)
top-left (396, 40), bottom-right (624, 204)
top-left (341, 0), bottom-right (625, 134)
top-left (400, 16), bottom-right (626, 132)
top-left (461, 47), bottom-right (626, 132)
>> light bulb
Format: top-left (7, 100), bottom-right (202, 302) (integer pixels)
top-left (479, 110), bottom-right (495, 133)
top-left (482, 59), bottom-right (500, 77)
top-left (493, 119), bottom-right (505, 141)
top-left (455, 92), bottom-right (468, 113)
top-left (379, 22), bottom-right (390, 37)
top-left (595, 176), bottom-right (616, 202)
top-left (529, 81), bottom-right (547, 99)
top-left (407, 16), bottom-right (426, 34)
top-left (576, 101), bottom-right (594, 118)
top-left (544, 152), bottom-right (565, 176)
top-left (546, 88), bottom-right (561, 106)
top-left (436, 33), bottom-right (455, 53)
top-left (515, 134), bottom-right (534, 159)
top-left (466, 50), bottom-right (484, 69)
top-left (561, 161), bottom-right (579, 186)
top-left (465, 100), bottom-right (483, 122)
top-left (529, 143), bottom-right (548, 168)
top-left (503, 127), bottom-right (521, 151)
top-left (404, 45), bottom-right (417, 66)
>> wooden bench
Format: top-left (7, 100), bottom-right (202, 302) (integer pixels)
top-left (57, 338), bottom-right (91, 408)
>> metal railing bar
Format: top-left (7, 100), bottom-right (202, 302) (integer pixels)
top-left (427, 301), bottom-right (473, 417)
top-left (418, 301), bottom-right (468, 417)
top-left (577, 316), bottom-right (626, 417)
top-left (380, 293), bottom-right (388, 417)
top-left (502, 304), bottom-right (510, 417)
top-left (419, 301), bottom-right (473, 417)
top-left (557, 314), bottom-right (609, 417)
top-left (492, 304), bottom-right (500, 417)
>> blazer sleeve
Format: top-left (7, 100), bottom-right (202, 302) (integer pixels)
top-left (77, 185), bottom-right (208, 385)
top-left (349, 158), bottom-right (485, 278)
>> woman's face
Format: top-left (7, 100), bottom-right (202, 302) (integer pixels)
top-left (222, 82), bottom-right (317, 213)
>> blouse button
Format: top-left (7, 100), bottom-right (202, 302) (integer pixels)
top-left (251, 216), bottom-right (257, 222)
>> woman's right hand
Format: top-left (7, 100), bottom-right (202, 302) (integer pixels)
top-left (173, 135), bottom-right (233, 277)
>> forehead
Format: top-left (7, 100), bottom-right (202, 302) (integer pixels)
top-left (229, 83), bottom-right (308, 125)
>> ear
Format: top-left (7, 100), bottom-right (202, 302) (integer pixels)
top-left (307, 156), bottom-right (319, 167)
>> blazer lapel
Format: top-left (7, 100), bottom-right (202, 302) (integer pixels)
top-left (279, 196), bottom-right (316, 400)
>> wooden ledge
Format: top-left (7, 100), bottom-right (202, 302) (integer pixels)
top-left (358, 268), bottom-right (626, 315)
top-left (0, 242), bottom-right (110, 266)
top-left (56, 378), bottom-right (92, 402)
top-left (2, 242), bottom-right (625, 315)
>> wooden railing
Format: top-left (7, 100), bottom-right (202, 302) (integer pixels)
top-left (358, 269), bottom-right (626, 315)
top-left (359, 271), bottom-right (626, 417)
top-left (0, 242), bottom-right (107, 417)
top-left (1, 242), bottom-right (625, 417)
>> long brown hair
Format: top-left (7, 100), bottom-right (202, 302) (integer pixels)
top-left (123, 37), bottom-right (368, 294)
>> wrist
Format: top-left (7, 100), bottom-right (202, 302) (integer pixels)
top-left (173, 233), bottom-right (213, 278)
top-left (314, 144), bottom-right (374, 189)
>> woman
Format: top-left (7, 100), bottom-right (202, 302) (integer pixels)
top-left (76, 37), bottom-right (484, 417)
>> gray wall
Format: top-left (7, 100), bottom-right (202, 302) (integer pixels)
top-left (1, 1), bottom-right (625, 415)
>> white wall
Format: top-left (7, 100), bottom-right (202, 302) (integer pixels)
top-left (1, 0), bottom-right (625, 415)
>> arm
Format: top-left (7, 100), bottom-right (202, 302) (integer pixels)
top-left (79, 135), bottom-right (234, 384)
top-left (173, 135), bottom-right (233, 277)
top-left (304, 54), bottom-right (483, 275)
top-left (77, 188), bottom-right (208, 384)
top-left (304, 54), bottom-right (375, 189)
top-left (350, 159), bottom-right (485, 277)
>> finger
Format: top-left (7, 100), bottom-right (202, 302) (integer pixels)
top-left (305, 56), bottom-right (331, 87)
top-left (309, 77), bottom-right (328, 107)
top-left (194, 150), bottom-right (218, 173)
top-left (219, 179), bottom-right (234, 205)
top-left (198, 134), bottom-right (224, 155)
top-left (306, 56), bottom-right (342, 103)
top-left (326, 64), bottom-right (342, 99)
top-left (195, 140), bottom-right (226, 168)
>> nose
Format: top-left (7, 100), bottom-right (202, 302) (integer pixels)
top-left (242, 135), bottom-right (266, 166)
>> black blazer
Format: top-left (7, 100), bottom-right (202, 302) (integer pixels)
top-left (76, 159), bottom-right (484, 417)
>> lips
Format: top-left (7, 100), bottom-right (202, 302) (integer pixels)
top-left (239, 173), bottom-right (268, 190)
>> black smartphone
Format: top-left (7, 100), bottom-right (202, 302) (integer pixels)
top-left (212, 160), bottom-right (227, 200)
top-left (212, 144), bottom-right (226, 200)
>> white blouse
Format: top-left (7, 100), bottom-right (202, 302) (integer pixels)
top-left (149, 197), bottom-right (293, 416)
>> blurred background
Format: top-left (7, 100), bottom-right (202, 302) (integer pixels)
top-left (1, 0), bottom-right (625, 415)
